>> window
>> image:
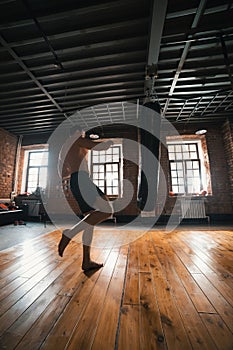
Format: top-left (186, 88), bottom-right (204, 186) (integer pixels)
top-left (91, 145), bottom-right (122, 196)
top-left (25, 150), bottom-right (48, 193)
top-left (167, 137), bottom-right (210, 195)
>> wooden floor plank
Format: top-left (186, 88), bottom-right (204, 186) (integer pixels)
top-left (148, 243), bottom-right (192, 350)
top-left (170, 235), bottom-right (233, 307)
top-left (65, 250), bottom-right (120, 350)
top-left (139, 272), bottom-right (166, 350)
top-left (200, 313), bottom-right (233, 350)
top-left (39, 248), bottom-right (114, 350)
top-left (192, 273), bottom-right (233, 333)
top-left (118, 304), bottom-right (140, 350)
top-left (123, 241), bottom-right (139, 305)
top-left (0, 251), bottom-right (83, 349)
top-left (151, 232), bottom-right (218, 350)
top-left (91, 246), bottom-right (128, 350)
top-left (181, 232), bottom-right (233, 285)
top-left (152, 232), bottom-right (215, 314)
top-left (0, 226), bottom-right (232, 350)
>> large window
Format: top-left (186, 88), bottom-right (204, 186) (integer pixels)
top-left (91, 145), bottom-right (122, 197)
top-left (167, 138), bottom-right (209, 195)
top-left (25, 150), bottom-right (48, 193)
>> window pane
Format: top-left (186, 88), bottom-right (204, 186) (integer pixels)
top-left (112, 187), bottom-right (118, 195)
top-left (190, 152), bottom-right (197, 159)
top-left (28, 168), bottom-right (38, 175)
top-left (167, 140), bottom-right (203, 195)
top-left (91, 145), bottom-right (120, 196)
top-left (99, 155), bottom-right (106, 163)
top-left (170, 163), bottom-right (176, 170)
top-left (113, 155), bottom-right (119, 162)
top-left (112, 164), bottom-right (118, 172)
top-left (39, 167), bottom-right (47, 188)
top-left (178, 178), bottom-right (184, 185)
top-left (169, 152), bottom-right (175, 160)
top-left (189, 144), bottom-right (196, 152)
top-left (107, 187), bottom-right (113, 195)
top-left (176, 153), bottom-right (182, 160)
top-left (179, 185), bottom-right (185, 193)
top-left (93, 155), bottom-right (99, 163)
top-left (186, 170), bottom-right (193, 177)
top-left (106, 164), bottom-right (112, 172)
top-left (177, 162), bottom-right (183, 170)
top-left (168, 145), bottom-right (174, 153)
top-left (93, 165), bottom-right (100, 173)
top-left (113, 179), bottom-right (118, 187)
top-left (98, 180), bottom-right (104, 187)
top-left (106, 155), bottom-right (112, 162)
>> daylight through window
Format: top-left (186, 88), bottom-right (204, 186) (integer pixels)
top-left (167, 138), bottom-right (209, 196)
top-left (26, 150), bottom-right (48, 193)
top-left (91, 145), bottom-right (121, 196)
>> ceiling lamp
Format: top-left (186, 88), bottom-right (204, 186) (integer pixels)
top-left (195, 129), bottom-right (207, 135)
top-left (89, 134), bottom-right (99, 139)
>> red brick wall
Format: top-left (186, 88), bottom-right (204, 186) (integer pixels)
top-left (159, 122), bottom-right (233, 215)
top-left (222, 119), bottom-right (233, 208)
top-left (7, 120), bottom-right (232, 218)
top-left (0, 128), bottom-right (18, 198)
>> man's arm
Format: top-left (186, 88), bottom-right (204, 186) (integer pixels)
top-left (75, 137), bottom-right (113, 150)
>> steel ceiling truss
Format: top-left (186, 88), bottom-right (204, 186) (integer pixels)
top-left (0, 0), bottom-right (232, 138)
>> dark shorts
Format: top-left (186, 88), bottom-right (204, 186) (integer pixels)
top-left (70, 171), bottom-right (105, 214)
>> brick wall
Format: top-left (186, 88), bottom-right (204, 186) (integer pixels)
top-left (221, 119), bottom-right (233, 208)
top-left (0, 128), bottom-right (18, 198)
top-left (159, 122), bottom-right (233, 216)
top-left (205, 123), bottom-right (232, 214)
top-left (11, 120), bottom-right (233, 218)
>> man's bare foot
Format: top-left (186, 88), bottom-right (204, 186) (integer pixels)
top-left (82, 261), bottom-right (103, 271)
top-left (58, 230), bottom-right (71, 257)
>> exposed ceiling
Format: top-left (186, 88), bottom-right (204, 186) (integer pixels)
top-left (0, 0), bottom-right (233, 142)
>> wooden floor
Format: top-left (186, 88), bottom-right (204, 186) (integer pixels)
top-left (0, 226), bottom-right (232, 350)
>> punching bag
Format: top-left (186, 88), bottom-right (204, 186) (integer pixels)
top-left (137, 101), bottom-right (161, 211)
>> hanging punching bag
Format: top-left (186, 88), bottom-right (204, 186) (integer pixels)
top-left (137, 101), bottom-right (161, 211)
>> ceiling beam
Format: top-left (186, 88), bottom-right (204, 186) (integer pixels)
top-left (0, 34), bottom-right (68, 119)
top-left (147, 0), bottom-right (168, 66)
top-left (162, 0), bottom-right (207, 116)
top-left (0, 0), bottom-right (144, 30)
top-left (144, 0), bottom-right (168, 101)
top-left (0, 19), bottom-right (148, 51)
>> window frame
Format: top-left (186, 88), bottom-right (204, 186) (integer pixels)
top-left (21, 147), bottom-right (48, 194)
top-left (166, 138), bottom-right (208, 196)
top-left (90, 143), bottom-right (122, 198)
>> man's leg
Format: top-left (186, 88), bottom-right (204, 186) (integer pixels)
top-left (58, 195), bottom-right (112, 257)
top-left (81, 226), bottom-right (103, 270)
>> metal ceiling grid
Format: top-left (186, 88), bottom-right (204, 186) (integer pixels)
top-left (0, 0), bottom-right (232, 140)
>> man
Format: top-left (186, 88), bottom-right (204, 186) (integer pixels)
top-left (58, 128), bottom-right (113, 271)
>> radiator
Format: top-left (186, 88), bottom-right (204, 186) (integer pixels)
top-left (180, 198), bottom-right (209, 221)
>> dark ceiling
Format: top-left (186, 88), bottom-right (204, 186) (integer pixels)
top-left (0, 0), bottom-right (233, 141)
